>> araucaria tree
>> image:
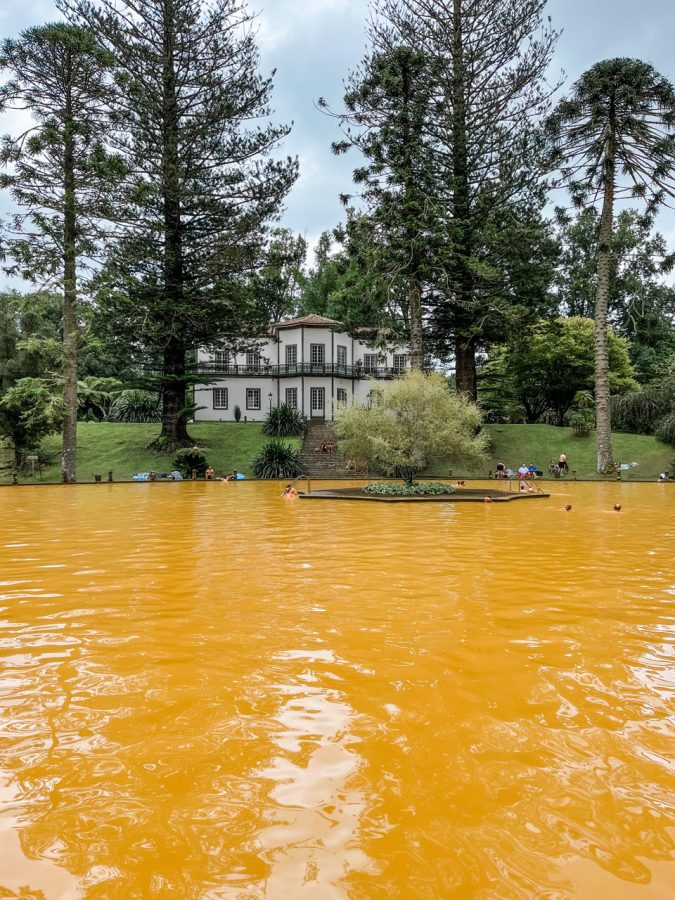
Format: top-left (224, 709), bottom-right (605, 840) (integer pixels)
top-left (335, 369), bottom-right (487, 483)
top-left (0, 24), bottom-right (121, 482)
top-left (350, 0), bottom-right (560, 396)
top-left (62, 0), bottom-right (298, 449)
top-left (547, 59), bottom-right (675, 473)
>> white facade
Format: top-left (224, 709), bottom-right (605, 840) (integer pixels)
top-left (194, 315), bottom-right (410, 422)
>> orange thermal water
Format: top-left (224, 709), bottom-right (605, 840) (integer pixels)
top-left (0, 481), bottom-right (673, 898)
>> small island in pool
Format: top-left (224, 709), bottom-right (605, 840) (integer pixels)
top-left (300, 482), bottom-right (550, 502)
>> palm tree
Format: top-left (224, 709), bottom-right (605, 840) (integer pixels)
top-left (547, 59), bottom-right (675, 473)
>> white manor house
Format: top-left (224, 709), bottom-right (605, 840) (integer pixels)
top-left (194, 314), bottom-right (410, 422)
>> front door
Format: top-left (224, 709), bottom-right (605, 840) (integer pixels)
top-left (310, 387), bottom-right (325, 418)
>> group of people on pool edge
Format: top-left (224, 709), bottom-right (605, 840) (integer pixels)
top-left (494, 452), bottom-right (569, 482)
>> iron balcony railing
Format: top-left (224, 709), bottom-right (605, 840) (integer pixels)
top-left (195, 362), bottom-right (407, 379)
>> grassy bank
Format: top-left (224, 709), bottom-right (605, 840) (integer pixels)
top-left (429, 424), bottom-right (672, 480)
top-left (2, 422), bottom-right (671, 484)
top-left (3, 422), bottom-right (296, 484)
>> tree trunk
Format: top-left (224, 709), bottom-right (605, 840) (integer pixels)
top-left (455, 333), bottom-right (477, 398)
top-left (155, 0), bottom-right (190, 451)
top-left (594, 131), bottom-right (615, 473)
top-left (156, 337), bottom-right (191, 450)
top-left (409, 282), bottom-right (424, 369)
top-left (399, 58), bottom-right (424, 370)
top-left (61, 66), bottom-right (78, 484)
top-left (451, 0), bottom-right (477, 400)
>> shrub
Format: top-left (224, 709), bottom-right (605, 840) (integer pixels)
top-left (568, 408), bottom-right (594, 437)
top-left (233, 404), bottom-right (242, 422)
top-left (362, 481), bottom-right (455, 496)
top-left (611, 387), bottom-right (673, 435)
top-left (263, 403), bottom-right (308, 436)
top-left (110, 390), bottom-right (161, 423)
top-left (173, 446), bottom-right (208, 477)
top-left (251, 439), bottom-right (305, 479)
top-left (655, 412), bottom-right (675, 447)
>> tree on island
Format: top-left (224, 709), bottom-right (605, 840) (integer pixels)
top-left (334, 370), bottom-right (487, 485)
top-left (60, 0), bottom-right (298, 450)
top-left (547, 58), bottom-right (675, 473)
top-left (0, 24), bottom-right (122, 481)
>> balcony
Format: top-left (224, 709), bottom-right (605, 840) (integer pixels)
top-left (195, 362), bottom-right (407, 379)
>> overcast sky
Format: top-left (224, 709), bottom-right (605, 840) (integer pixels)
top-left (1, 0), bottom-right (674, 276)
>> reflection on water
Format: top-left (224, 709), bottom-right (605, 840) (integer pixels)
top-left (0, 481), bottom-right (673, 897)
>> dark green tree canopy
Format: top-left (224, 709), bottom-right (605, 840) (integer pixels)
top-left (547, 58), bottom-right (675, 214)
top-left (0, 23), bottom-right (121, 283)
top-left (58, 0), bottom-right (298, 447)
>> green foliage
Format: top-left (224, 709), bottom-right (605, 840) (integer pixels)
top-left (110, 390), bottom-right (161, 423)
top-left (262, 403), bottom-right (308, 437)
top-left (173, 446), bottom-right (208, 478)
top-left (78, 376), bottom-right (122, 421)
top-left (252, 228), bottom-right (307, 323)
top-left (233, 404), bottom-right (242, 423)
top-left (64, 0), bottom-right (298, 445)
top-left (0, 291), bottom-right (62, 392)
top-left (335, 370), bottom-right (487, 484)
top-left (611, 360), bottom-right (675, 437)
top-left (611, 389), bottom-right (672, 435)
top-left (250, 439), bottom-right (306, 479)
top-left (547, 59), bottom-right (675, 218)
top-left (568, 409), bottom-right (594, 438)
top-left (551, 208), bottom-right (675, 383)
top-left (362, 481), bottom-right (455, 496)
top-left (655, 414), bottom-right (675, 447)
top-left (0, 377), bottom-right (65, 454)
top-left (484, 318), bottom-right (637, 425)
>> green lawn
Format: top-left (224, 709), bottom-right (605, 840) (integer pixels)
top-left (2, 421), bottom-right (671, 484)
top-left (430, 424), bottom-right (673, 481)
top-left (4, 422), bottom-right (298, 484)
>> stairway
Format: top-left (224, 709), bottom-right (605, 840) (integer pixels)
top-left (300, 420), bottom-right (354, 479)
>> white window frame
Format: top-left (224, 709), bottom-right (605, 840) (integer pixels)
top-left (246, 350), bottom-right (261, 371)
top-left (213, 388), bottom-right (228, 409)
top-left (246, 388), bottom-right (261, 410)
top-left (285, 387), bottom-right (298, 409)
top-left (310, 343), bottom-right (325, 366)
top-left (336, 388), bottom-right (348, 406)
top-left (393, 354), bottom-right (408, 373)
top-left (311, 387), bottom-right (325, 411)
top-left (214, 351), bottom-right (229, 368)
top-left (285, 344), bottom-right (297, 367)
top-left (363, 353), bottom-right (378, 373)
top-left (336, 345), bottom-right (347, 367)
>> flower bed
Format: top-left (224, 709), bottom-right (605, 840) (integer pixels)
top-left (362, 481), bottom-right (456, 496)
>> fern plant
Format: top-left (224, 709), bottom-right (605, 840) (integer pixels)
top-left (110, 390), bottom-right (161, 423)
top-left (251, 439), bottom-right (306, 479)
top-left (262, 403), bottom-right (308, 437)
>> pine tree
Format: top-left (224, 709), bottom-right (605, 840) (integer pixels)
top-left (361, 0), bottom-right (560, 396)
top-left (547, 58), bottom-right (675, 472)
top-left (325, 46), bottom-right (439, 369)
top-left (61, 0), bottom-right (298, 449)
top-left (0, 24), bottom-right (122, 482)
